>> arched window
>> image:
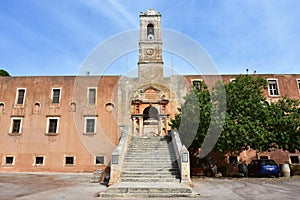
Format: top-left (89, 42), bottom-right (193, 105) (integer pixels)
top-left (71, 102), bottom-right (76, 112)
top-left (0, 102), bottom-right (4, 113)
top-left (34, 102), bottom-right (41, 114)
top-left (147, 24), bottom-right (154, 39)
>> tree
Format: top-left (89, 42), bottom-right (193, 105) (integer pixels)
top-left (171, 75), bottom-right (300, 154)
top-left (266, 97), bottom-right (300, 152)
top-left (215, 75), bottom-right (270, 152)
top-left (0, 69), bottom-right (10, 76)
top-left (170, 83), bottom-right (211, 149)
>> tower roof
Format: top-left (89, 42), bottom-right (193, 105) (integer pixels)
top-left (140, 8), bottom-right (161, 16)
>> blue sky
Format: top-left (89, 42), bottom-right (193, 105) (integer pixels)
top-left (0, 0), bottom-right (299, 76)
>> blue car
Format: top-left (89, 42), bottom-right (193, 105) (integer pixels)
top-left (248, 159), bottom-right (280, 177)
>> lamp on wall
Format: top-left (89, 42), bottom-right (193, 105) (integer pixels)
top-left (112, 155), bottom-right (119, 164)
top-left (182, 153), bottom-right (189, 163)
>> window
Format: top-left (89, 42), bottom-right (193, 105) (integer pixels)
top-left (268, 79), bottom-right (279, 96)
top-left (34, 156), bottom-right (45, 165)
top-left (10, 117), bottom-right (23, 134)
top-left (297, 79), bottom-right (300, 90)
top-left (51, 88), bottom-right (61, 104)
top-left (84, 116), bottom-right (97, 134)
top-left (46, 117), bottom-right (59, 134)
top-left (0, 102), bottom-right (4, 113)
top-left (65, 156), bottom-right (74, 165)
top-left (260, 156), bottom-right (269, 160)
top-left (71, 102), bottom-right (76, 112)
top-left (33, 102), bottom-right (41, 114)
top-left (290, 156), bottom-right (299, 164)
top-left (230, 78), bottom-right (236, 83)
top-left (15, 88), bottom-right (26, 105)
top-left (229, 156), bottom-right (238, 165)
top-left (88, 88), bottom-right (96, 105)
top-left (95, 156), bottom-right (105, 165)
top-left (147, 24), bottom-right (154, 39)
top-left (191, 79), bottom-right (203, 90)
top-left (105, 103), bottom-right (114, 112)
top-left (4, 156), bottom-right (14, 165)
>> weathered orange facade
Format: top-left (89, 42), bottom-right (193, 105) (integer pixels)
top-left (0, 76), bottom-right (119, 172)
top-left (0, 74), bottom-right (299, 172)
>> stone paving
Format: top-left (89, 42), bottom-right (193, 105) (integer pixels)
top-left (0, 172), bottom-right (300, 200)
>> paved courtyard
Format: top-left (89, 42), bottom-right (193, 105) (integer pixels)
top-left (0, 172), bottom-right (299, 200)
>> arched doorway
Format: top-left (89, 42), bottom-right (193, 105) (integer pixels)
top-left (142, 106), bottom-right (159, 136)
top-left (143, 106), bottom-right (158, 125)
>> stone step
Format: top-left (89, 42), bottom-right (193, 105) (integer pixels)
top-left (124, 160), bottom-right (175, 164)
top-left (127, 148), bottom-right (173, 151)
top-left (125, 155), bottom-right (176, 158)
top-left (120, 177), bottom-right (179, 182)
top-left (126, 153), bottom-right (174, 156)
top-left (103, 183), bottom-right (192, 193)
top-left (126, 152), bottom-right (174, 155)
top-left (120, 175), bottom-right (180, 179)
top-left (121, 170), bottom-right (180, 174)
top-left (122, 171), bottom-right (179, 175)
top-left (122, 169), bottom-right (179, 173)
top-left (99, 192), bottom-right (194, 198)
top-left (123, 161), bottom-right (177, 165)
top-left (98, 182), bottom-right (194, 198)
top-left (122, 165), bottom-right (178, 169)
top-left (125, 153), bottom-right (175, 157)
top-left (126, 152), bottom-right (176, 156)
top-left (121, 168), bottom-right (179, 172)
top-left (124, 159), bottom-right (174, 163)
top-left (121, 174), bottom-right (180, 179)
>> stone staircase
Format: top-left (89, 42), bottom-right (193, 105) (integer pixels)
top-left (99, 136), bottom-right (194, 198)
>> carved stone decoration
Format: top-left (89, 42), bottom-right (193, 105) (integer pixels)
top-left (132, 86), bottom-right (168, 104)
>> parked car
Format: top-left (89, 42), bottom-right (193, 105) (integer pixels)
top-left (248, 159), bottom-right (280, 177)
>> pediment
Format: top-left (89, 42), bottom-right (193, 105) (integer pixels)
top-left (142, 86), bottom-right (160, 93)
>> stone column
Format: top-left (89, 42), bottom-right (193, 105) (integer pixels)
top-left (132, 117), bottom-right (136, 136)
top-left (158, 116), bottom-right (162, 136)
top-left (138, 116), bottom-right (143, 136)
top-left (164, 117), bottom-right (168, 136)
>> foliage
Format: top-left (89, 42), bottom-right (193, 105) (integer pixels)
top-left (171, 75), bottom-right (300, 154)
top-left (0, 69), bottom-right (10, 76)
top-left (266, 97), bottom-right (300, 152)
top-left (216, 75), bottom-right (269, 152)
top-left (170, 83), bottom-right (211, 148)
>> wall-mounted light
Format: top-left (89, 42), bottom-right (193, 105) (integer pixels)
top-left (112, 155), bottom-right (119, 164)
top-left (182, 153), bottom-right (189, 163)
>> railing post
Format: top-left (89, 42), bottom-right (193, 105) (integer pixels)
top-left (108, 153), bottom-right (120, 186)
top-left (180, 145), bottom-right (191, 183)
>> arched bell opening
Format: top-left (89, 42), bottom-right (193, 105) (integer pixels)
top-left (147, 24), bottom-right (154, 40)
top-left (143, 106), bottom-right (158, 125)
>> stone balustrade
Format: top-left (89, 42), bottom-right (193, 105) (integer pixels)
top-left (171, 130), bottom-right (192, 184)
top-left (108, 125), bottom-right (131, 186)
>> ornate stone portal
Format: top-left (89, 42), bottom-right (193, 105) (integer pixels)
top-left (131, 86), bottom-right (169, 136)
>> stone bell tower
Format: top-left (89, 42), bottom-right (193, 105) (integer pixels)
top-left (138, 9), bottom-right (163, 81)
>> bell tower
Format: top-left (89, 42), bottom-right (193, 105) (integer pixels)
top-left (138, 9), bottom-right (163, 81)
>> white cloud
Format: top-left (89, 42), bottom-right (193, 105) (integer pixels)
top-left (79, 0), bottom-right (138, 29)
